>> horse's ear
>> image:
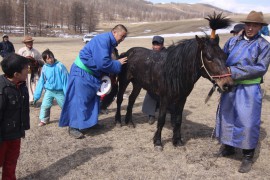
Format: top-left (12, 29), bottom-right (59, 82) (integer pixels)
top-left (195, 35), bottom-right (203, 48)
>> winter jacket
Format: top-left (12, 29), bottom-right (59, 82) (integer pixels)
top-left (0, 41), bottom-right (15, 58)
top-left (33, 60), bottom-right (69, 101)
top-left (0, 75), bottom-right (30, 143)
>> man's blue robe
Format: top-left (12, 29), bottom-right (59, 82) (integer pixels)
top-left (59, 32), bottom-right (121, 129)
top-left (216, 34), bottom-right (270, 149)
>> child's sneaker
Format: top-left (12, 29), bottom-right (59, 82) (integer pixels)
top-left (38, 122), bottom-right (46, 127)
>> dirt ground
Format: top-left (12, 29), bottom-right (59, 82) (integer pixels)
top-left (1, 32), bottom-right (270, 179)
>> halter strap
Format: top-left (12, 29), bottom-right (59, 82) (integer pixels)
top-left (200, 51), bottom-right (231, 81)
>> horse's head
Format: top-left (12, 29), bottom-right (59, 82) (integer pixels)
top-left (196, 35), bottom-right (234, 92)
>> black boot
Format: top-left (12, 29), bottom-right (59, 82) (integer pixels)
top-left (148, 115), bottom-right (155, 125)
top-left (221, 145), bottom-right (235, 157)
top-left (69, 127), bottom-right (84, 139)
top-left (238, 149), bottom-right (254, 173)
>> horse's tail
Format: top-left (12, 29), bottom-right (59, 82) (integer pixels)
top-left (100, 48), bottom-right (136, 110)
top-left (100, 51), bottom-right (129, 110)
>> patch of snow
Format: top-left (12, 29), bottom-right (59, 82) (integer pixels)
top-left (143, 29), bottom-right (152, 33)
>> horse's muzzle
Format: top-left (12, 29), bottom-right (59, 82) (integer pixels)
top-left (215, 77), bottom-right (234, 92)
top-left (222, 83), bottom-right (233, 92)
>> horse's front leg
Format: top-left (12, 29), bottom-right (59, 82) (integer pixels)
top-left (153, 99), bottom-right (167, 151)
top-left (125, 83), bottom-right (141, 128)
top-left (171, 99), bottom-right (186, 146)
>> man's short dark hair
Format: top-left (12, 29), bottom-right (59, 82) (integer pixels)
top-left (42, 49), bottom-right (55, 61)
top-left (1, 53), bottom-right (29, 78)
top-left (112, 24), bottom-right (128, 33)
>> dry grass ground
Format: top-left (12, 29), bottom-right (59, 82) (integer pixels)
top-left (1, 17), bottom-right (270, 179)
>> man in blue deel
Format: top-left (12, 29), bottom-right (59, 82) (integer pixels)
top-left (59, 24), bottom-right (128, 139)
top-left (216, 11), bottom-right (270, 173)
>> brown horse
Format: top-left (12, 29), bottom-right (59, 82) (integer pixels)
top-left (103, 13), bottom-right (234, 150)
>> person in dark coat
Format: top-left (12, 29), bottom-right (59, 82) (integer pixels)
top-left (0, 34), bottom-right (15, 58)
top-left (142, 35), bottom-right (166, 125)
top-left (0, 53), bottom-right (30, 180)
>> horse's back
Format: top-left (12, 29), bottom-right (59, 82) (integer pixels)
top-left (123, 47), bottom-right (166, 94)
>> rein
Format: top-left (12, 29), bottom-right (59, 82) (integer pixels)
top-left (200, 51), bottom-right (231, 82)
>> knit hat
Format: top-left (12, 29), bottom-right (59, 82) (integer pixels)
top-left (241, 11), bottom-right (268, 26)
top-left (2, 34), bottom-right (8, 38)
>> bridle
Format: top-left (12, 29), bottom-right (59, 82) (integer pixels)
top-left (200, 51), bottom-right (231, 83)
top-left (200, 51), bottom-right (231, 103)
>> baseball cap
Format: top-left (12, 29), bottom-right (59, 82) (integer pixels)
top-left (152, 36), bottom-right (164, 44)
top-left (230, 24), bottom-right (245, 34)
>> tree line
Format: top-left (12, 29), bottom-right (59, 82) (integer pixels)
top-left (0, 0), bottom-right (219, 36)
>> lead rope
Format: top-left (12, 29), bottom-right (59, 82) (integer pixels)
top-left (204, 96), bottom-right (222, 170)
top-left (201, 51), bottom-right (223, 169)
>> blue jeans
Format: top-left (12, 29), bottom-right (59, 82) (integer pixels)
top-left (39, 89), bottom-right (65, 123)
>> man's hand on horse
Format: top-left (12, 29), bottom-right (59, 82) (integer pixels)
top-left (119, 57), bottom-right (128, 65)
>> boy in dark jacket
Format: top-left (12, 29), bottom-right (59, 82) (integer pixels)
top-left (0, 53), bottom-right (30, 179)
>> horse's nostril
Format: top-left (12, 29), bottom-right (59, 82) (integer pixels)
top-left (223, 83), bottom-right (232, 92)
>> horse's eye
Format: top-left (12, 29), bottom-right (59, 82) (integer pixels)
top-left (204, 52), bottom-right (213, 62)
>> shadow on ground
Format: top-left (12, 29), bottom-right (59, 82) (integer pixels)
top-left (19, 147), bottom-right (112, 180)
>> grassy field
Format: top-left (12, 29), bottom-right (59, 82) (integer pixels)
top-left (1, 15), bottom-right (270, 179)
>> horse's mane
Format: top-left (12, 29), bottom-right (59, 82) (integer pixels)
top-left (164, 36), bottom-right (209, 95)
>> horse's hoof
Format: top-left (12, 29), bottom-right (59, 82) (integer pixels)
top-left (173, 139), bottom-right (184, 147)
top-left (115, 122), bottom-right (122, 128)
top-left (127, 123), bottom-right (136, 128)
top-left (154, 145), bottom-right (163, 151)
top-left (131, 122), bottom-right (136, 128)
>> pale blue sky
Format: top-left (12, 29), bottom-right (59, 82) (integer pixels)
top-left (147, 0), bottom-right (270, 13)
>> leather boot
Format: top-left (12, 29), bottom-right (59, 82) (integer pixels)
top-left (238, 149), bottom-right (254, 173)
top-left (69, 127), bottom-right (84, 139)
top-left (221, 145), bottom-right (235, 157)
top-left (148, 115), bottom-right (155, 125)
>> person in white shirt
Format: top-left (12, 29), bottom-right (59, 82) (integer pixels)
top-left (18, 36), bottom-right (44, 103)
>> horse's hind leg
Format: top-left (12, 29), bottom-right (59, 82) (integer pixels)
top-left (153, 98), bottom-right (167, 150)
top-left (125, 83), bottom-right (141, 128)
top-left (115, 79), bottom-right (130, 127)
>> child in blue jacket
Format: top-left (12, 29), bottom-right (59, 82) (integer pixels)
top-left (33, 49), bottom-right (69, 126)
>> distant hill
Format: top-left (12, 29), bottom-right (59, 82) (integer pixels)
top-left (0, 0), bottom-right (240, 37)
top-left (152, 2), bottom-right (233, 19)
top-left (102, 1), bottom-right (235, 22)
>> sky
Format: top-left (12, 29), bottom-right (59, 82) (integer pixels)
top-left (147, 0), bottom-right (270, 13)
